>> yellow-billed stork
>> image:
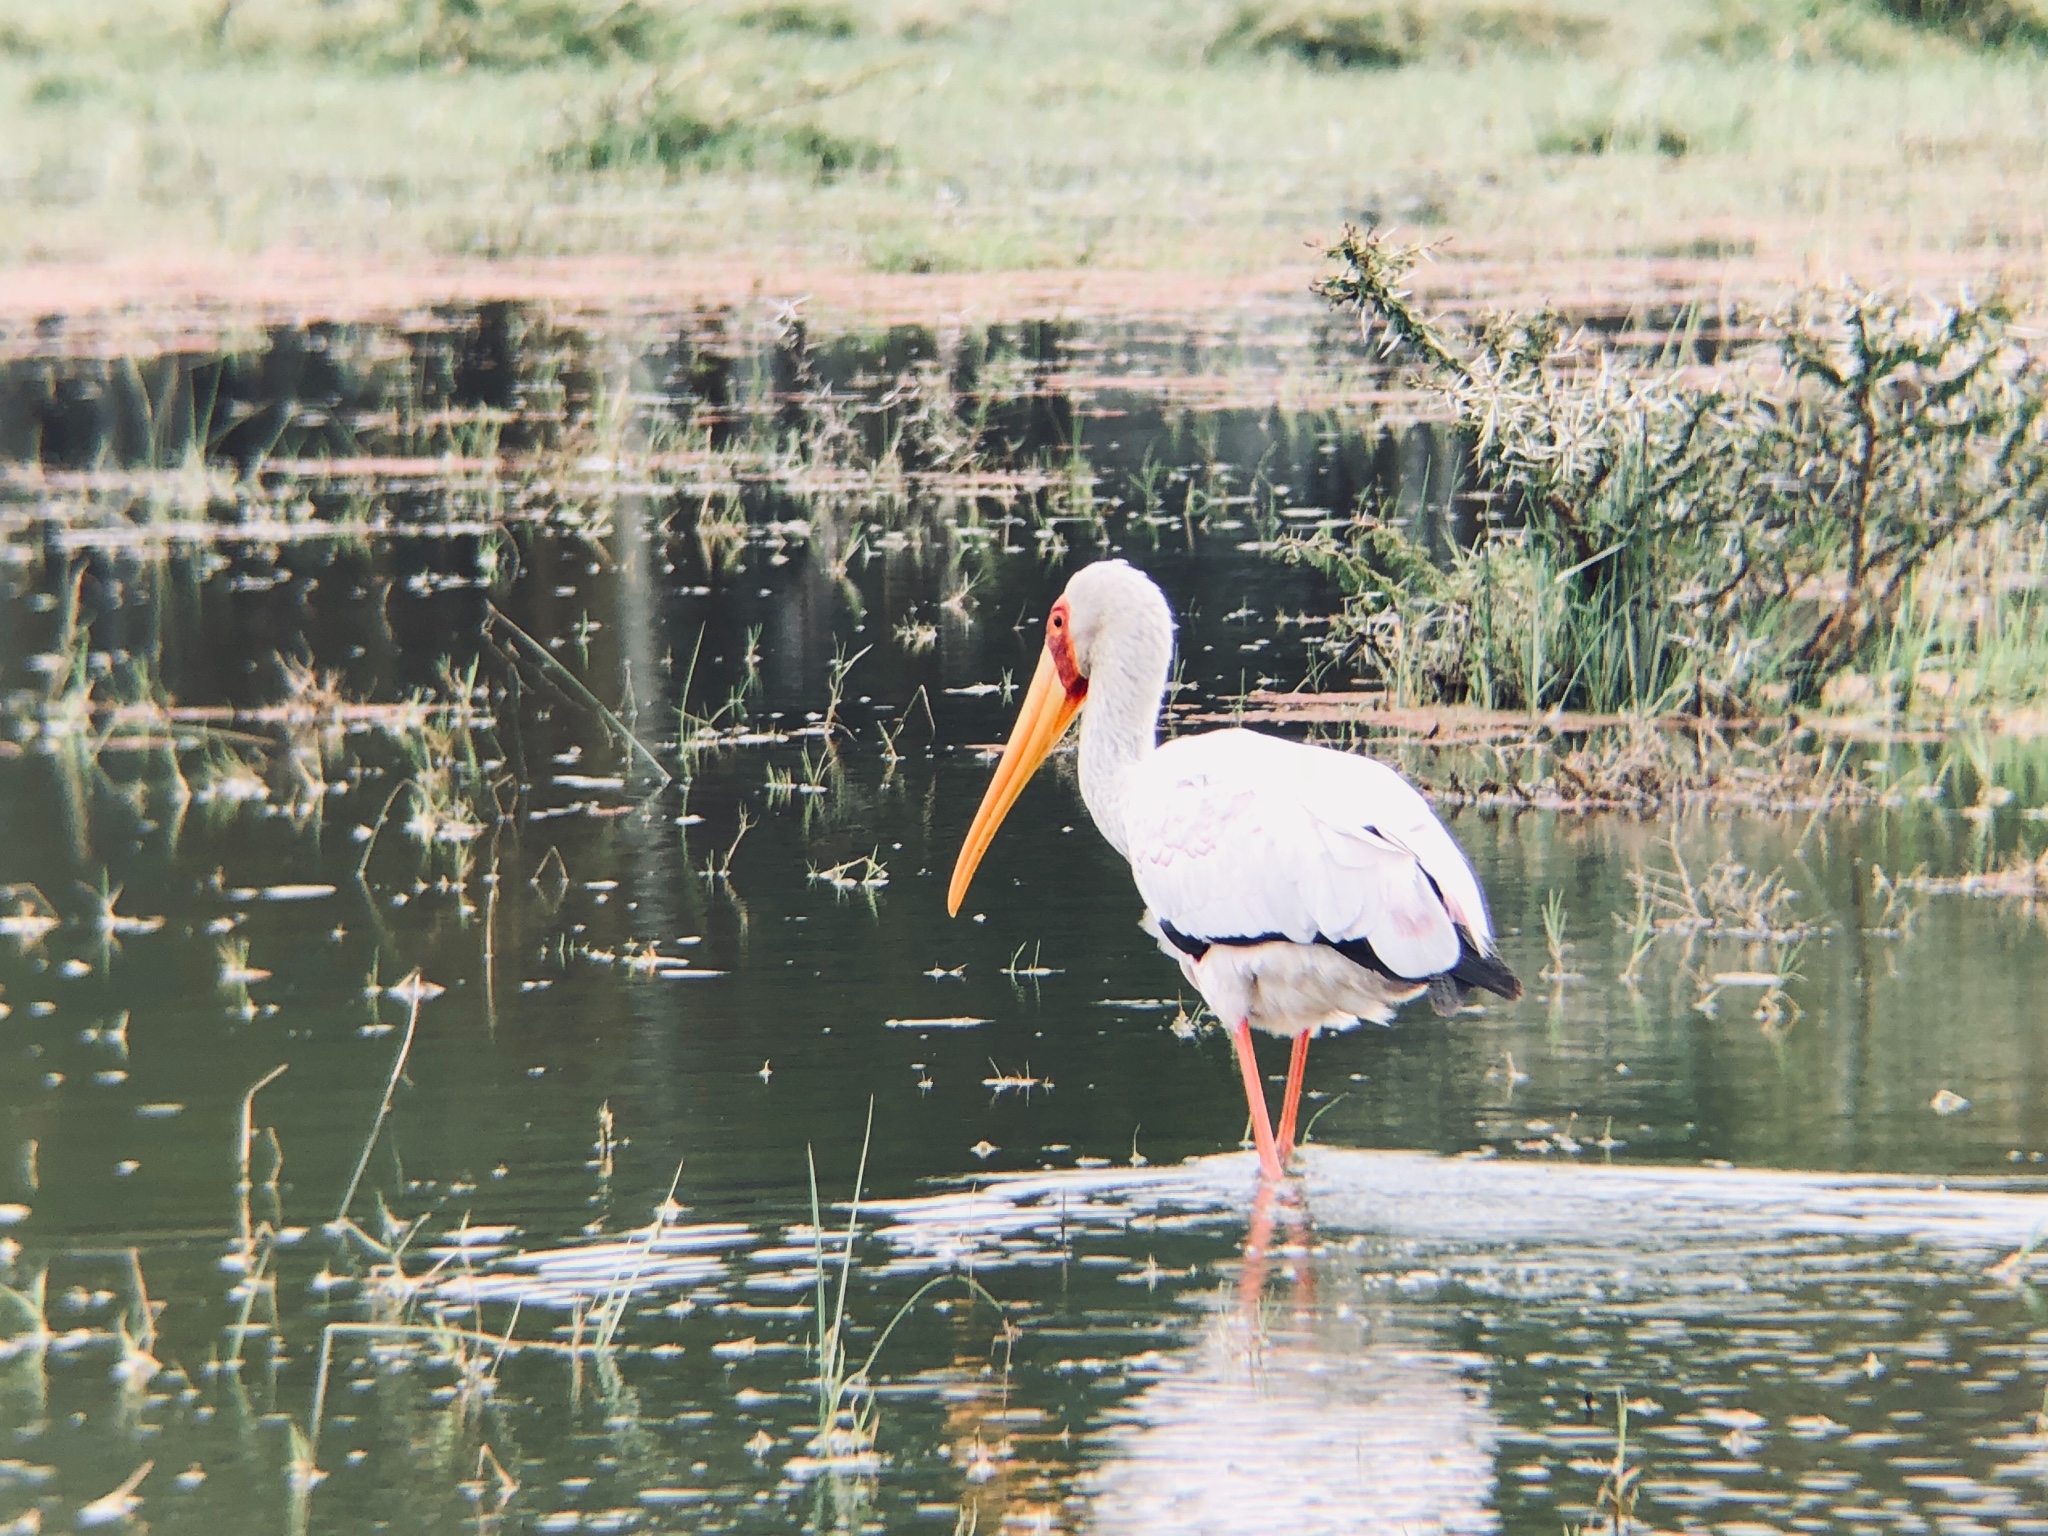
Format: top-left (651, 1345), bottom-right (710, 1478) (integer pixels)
top-left (948, 560), bottom-right (1521, 1180)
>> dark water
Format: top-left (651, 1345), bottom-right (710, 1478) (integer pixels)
top-left (0, 307), bottom-right (2046, 1535)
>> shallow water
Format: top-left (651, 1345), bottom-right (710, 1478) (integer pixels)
top-left (1, 306), bottom-right (2046, 1534)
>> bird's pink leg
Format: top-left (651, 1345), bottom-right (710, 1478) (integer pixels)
top-left (1275, 1030), bottom-right (1311, 1166)
top-left (1237, 1177), bottom-right (1279, 1311)
top-left (1229, 1019), bottom-right (1285, 1180)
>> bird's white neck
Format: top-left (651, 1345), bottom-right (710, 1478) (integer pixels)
top-left (1076, 618), bottom-right (1172, 860)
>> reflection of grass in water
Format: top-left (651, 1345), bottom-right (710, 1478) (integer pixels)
top-left (1902, 843), bottom-right (2048, 897)
top-left (590, 1160), bottom-right (686, 1350)
top-left (1616, 879), bottom-right (1655, 988)
top-left (1539, 888), bottom-right (1581, 981)
top-left (13, 292), bottom-right (2048, 1534)
top-left (303, 1100), bottom-right (684, 1522)
top-left (3, 661), bottom-right (2039, 1530)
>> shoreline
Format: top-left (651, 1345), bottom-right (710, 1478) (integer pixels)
top-left (4, 241), bottom-right (2038, 358)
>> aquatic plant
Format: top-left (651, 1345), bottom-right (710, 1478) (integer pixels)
top-left (488, 604), bottom-right (671, 784)
top-left (1539, 888), bottom-right (1580, 981)
top-left (1572, 1388), bottom-right (1644, 1535)
top-left (1628, 831), bottom-right (1816, 941)
top-left (800, 1105), bottom-right (1005, 1522)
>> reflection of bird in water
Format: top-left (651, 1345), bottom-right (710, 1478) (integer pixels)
top-left (949, 561), bottom-right (1520, 1179)
top-left (1084, 1236), bottom-right (1502, 1536)
top-left (1141, 1173), bottom-right (1492, 1536)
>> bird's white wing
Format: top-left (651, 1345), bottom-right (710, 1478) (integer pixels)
top-left (1120, 729), bottom-right (1491, 980)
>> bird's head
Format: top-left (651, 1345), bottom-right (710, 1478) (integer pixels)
top-left (947, 561), bottom-right (1171, 915)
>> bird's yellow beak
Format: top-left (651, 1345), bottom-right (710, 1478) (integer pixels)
top-left (947, 647), bottom-right (1086, 916)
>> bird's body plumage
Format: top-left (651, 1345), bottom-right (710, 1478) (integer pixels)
top-left (949, 559), bottom-right (1520, 1178)
top-left (1122, 727), bottom-right (1495, 1035)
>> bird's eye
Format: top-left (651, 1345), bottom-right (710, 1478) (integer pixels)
top-left (1051, 612), bottom-right (1064, 629)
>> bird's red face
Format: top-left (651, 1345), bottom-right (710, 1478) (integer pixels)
top-left (947, 594), bottom-right (1090, 915)
top-left (1045, 595), bottom-right (1086, 695)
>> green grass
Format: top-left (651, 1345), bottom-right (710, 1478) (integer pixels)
top-left (0, 0), bottom-right (2046, 275)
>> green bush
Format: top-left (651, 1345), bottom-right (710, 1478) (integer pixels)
top-left (1297, 227), bottom-right (2048, 714)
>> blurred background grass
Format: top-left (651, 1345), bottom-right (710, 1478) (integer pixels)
top-left (0, 0), bottom-right (2044, 278)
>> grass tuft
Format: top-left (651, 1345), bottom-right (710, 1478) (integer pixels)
top-left (735, 1), bottom-right (857, 38)
top-left (1877, 0), bottom-right (2048, 46)
top-left (349, 0), bottom-right (673, 71)
top-left (555, 81), bottom-right (893, 180)
top-left (1212, 0), bottom-right (1608, 67)
top-left (1535, 103), bottom-right (1743, 157)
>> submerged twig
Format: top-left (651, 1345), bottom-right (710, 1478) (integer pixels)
top-left (236, 1064), bottom-right (289, 1260)
top-left (335, 980), bottom-right (425, 1224)
top-left (487, 603), bottom-right (673, 785)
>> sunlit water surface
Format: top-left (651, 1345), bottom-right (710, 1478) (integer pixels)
top-left (1, 305), bottom-right (2046, 1534)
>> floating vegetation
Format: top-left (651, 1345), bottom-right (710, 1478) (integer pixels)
top-left (807, 853), bottom-right (891, 892)
top-left (1629, 835), bottom-right (1817, 942)
top-left (1903, 845), bottom-right (2048, 898)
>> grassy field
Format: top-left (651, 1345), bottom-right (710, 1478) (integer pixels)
top-left (1, 0), bottom-right (2046, 285)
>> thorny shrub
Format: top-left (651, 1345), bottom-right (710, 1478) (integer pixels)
top-left (1298, 226), bottom-right (2048, 714)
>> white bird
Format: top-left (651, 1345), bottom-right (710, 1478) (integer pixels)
top-left (948, 560), bottom-right (1520, 1180)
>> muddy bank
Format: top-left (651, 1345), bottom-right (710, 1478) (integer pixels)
top-left (4, 243), bottom-right (2034, 361)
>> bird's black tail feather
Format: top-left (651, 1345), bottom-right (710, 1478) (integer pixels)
top-left (1429, 929), bottom-right (1523, 1016)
